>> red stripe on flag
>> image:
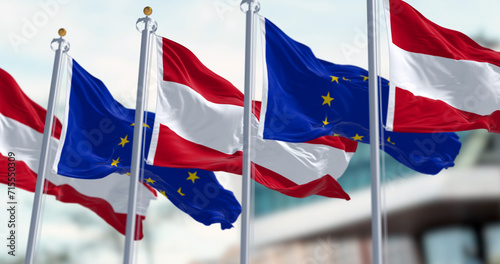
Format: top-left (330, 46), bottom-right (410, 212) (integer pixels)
top-left (0, 68), bottom-right (62, 138)
top-left (153, 124), bottom-right (243, 173)
top-left (252, 164), bottom-right (350, 199)
top-left (0, 153), bottom-right (145, 240)
top-left (153, 124), bottom-right (349, 199)
top-left (0, 153), bottom-right (38, 192)
top-left (393, 87), bottom-right (500, 133)
top-left (389, 0), bottom-right (500, 67)
top-left (50, 183), bottom-right (146, 240)
top-left (161, 38), bottom-right (245, 107)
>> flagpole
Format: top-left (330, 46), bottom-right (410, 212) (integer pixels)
top-left (367, 0), bottom-right (383, 263)
top-left (123, 7), bottom-right (157, 264)
top-left (25, 28), bottom-right (70, 264)
top-left (240, 1), bottom-right (259, 263)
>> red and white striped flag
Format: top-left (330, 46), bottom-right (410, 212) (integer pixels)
top-left (384, 0), bottom-right (500, 133)
top-left (0, 68), bottom-right (156, 239)
top-left (147, 36), bottom-right (357, 199)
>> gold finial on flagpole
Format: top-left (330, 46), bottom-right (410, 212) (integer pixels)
top-left (58, 28), bottom-right (66, 37)
top-left (143, 6), bottom-right (152, 16)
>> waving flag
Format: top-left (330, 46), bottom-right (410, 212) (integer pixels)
top-left (0, 68), bottom-right (155, 240)
top-left (258, 17), bottom-right (461, 175)
top-left (54, 59), bottom-right (241, 229)
top-left (147, 36), bottom-right (357, 199)
top-left (383, 0), bottom-right (500, 133)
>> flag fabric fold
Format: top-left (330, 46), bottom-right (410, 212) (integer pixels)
top-left (54, 59), bottom-right (241, 229)
top-left (383, 0), bottom-right (500, 133)
top-left (147, 35), bottom-right (357, 199)
top-left (258, 17), bottom-right (462, 175)
top-left (0, 68), bottom-right (155, 240)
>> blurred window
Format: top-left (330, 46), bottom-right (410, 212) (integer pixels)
top-left (423, 227), bottom-right (480, 264)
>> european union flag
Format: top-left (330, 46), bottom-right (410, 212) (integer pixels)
top-left (260, 17), bottom-right (461, 175)
top-left (55, 59), bottom-right (241, 229)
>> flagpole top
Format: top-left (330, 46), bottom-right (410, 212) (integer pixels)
top-left (240, 0), bottom-right (260, 13)
top-left (136, 7), bottom-right (157, 33)
top-left (51, 29), bottom-right (70, 52)
top-left (143, 6), bottom-right (152, 16)
top-left (58, 28), bottom-right (66, 37)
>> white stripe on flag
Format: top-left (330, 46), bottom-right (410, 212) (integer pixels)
top-left (390, 44), bottom-right (500, 116)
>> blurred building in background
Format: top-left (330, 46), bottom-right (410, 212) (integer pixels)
top-left (199, 130), bottom-right (500, 264)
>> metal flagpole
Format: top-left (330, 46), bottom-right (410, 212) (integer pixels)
top-left (240, 1), bottom-right (259, 263)
top-left (123, 7), bottom-right (157, 264)
top-left (25, 28), bottom-right (70, 264)
top-left (367, 0), bottom-right (383, 263)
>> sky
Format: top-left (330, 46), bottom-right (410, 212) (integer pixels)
top-left (1, 0), bottom-right (500, 263)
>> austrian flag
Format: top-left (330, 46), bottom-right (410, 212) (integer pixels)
top-left (147, 36), bottom-right (357, 199)
top-left (0, 68), bottom-right (156, 240)
top-left (384, 0), bottom-right (500, 133)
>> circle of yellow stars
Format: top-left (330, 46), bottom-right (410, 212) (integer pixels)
top-left (320, 75), bottom-right (395, 146)
top-left (144, 171), bottom-right (200, 198)
top-left (109, 122), bottom-right (204, 199)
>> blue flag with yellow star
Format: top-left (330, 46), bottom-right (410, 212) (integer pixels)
top-left (259, 17), bottom-right (461, 175)
top-left (55, 59), bottom-right (241, 229)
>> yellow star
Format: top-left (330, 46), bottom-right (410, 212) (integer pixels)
top-left (130, 123), bottom-right (151, 128)
top-left (351, 134), bottom-right (364, 141)
top-left (111, 157), bottom-right (120, 167)
top-left (159, 190), bottom-right (167, 197)
top-left (330, 76), bottom-right (339, 83)
top-left (146, 177), bottom-right (156, 184)
top-left (342, 77), bottom-right (351, 81)
top-left (362, 76), bottom-right (369, 81)
top-left (321, 92), bottom-right (334, 107)
top-left (334, 133), bottom-right (340, 137)
top-left (177, 188), bottom-right (185, 196)
top-left (187, 171), bottom-right (200, 184)
top-left (322, 117), bottom-right (329, 127)
top-left (126, 172), bottom-right (131, 175)
top-left (387, 137), bottom-right (396, 145)
top-left (118, 135), bottom-right (130, 147)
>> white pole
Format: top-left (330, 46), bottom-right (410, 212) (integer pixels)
top-left (367, 0), bottom-right (383, 263)
top-left (123, 7), bottom-right (157, 264)
top-left (240, 1), bottom-right (259, 264)
top-left (25, 28), bottom-right (70, 264)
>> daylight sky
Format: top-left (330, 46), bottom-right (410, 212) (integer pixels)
top-left (1, 0), bottom-right (500, 263)
top-left (3, 0), bottom-right (500, 109)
